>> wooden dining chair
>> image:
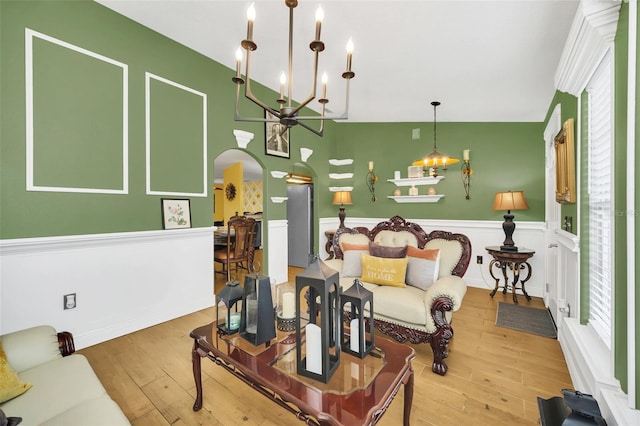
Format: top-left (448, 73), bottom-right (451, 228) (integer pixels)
top-left (214, 216), bottom-right (256, 281)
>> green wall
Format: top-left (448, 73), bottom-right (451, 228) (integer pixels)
top-left (331, 121), bottom-right (545, 222)
top-left (1, 0), bottom-right (548, 242)
top-left (0, 0), bottom-right (335, 239)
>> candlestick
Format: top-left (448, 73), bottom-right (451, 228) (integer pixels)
top-left (305, 323), bottom-right (322, 375)
top-left (235, 48), bottom-right (242, 79)
top-left (349, 318), bottom-right (359, 352)
top-left (246, 3), bottom-right (255, 41)
top-left (345, 38), bottom-right (353, 72)
top-left (315, 6), bottom-right (323, 40)
top-left (279, 72), bottom-right (286, 99)
top-left (321, 73), bottom-right (327, 98)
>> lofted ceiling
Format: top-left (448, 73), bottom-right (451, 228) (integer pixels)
top-left (96, 0), bottom-right (580, 181)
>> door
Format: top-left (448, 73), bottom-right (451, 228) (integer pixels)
top-left (287, 184), bottom-right (314, 268)
top-left (544, 105), bottom-right (562, 322)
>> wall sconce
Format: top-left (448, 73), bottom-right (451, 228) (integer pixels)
top-left (295, 257), bottom-right (341, 383)
top-left (461, 149), bottom-right (472, 200)
top-left (367, 161), bottom-right (378, 202)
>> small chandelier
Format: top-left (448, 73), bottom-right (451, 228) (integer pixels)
top-left (233, 1), bottom-right (355, 137)
top-left (413, 101), bottom-right (459, 176)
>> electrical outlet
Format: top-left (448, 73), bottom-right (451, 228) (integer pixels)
top-left (412, 128), bottom-right (420, 140)
top-left (476, 255), bottom-right (483, 264)
top-left (64, 293), bottom-right (76, 310)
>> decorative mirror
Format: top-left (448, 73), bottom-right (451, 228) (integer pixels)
top-left (554, 118), bottom-right (576, 204)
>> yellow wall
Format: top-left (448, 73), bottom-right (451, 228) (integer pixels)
top-left (213, 184), bottom-right (224, 222)
top-left (223, 162), bottom-right (244, 223)
top-left (243, 181), bottom-right (263, 213)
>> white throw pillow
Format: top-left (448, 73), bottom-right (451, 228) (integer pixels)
top-left (405, 247), bottom-right (440, 291)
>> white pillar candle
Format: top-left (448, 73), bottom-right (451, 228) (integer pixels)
top-left (463, 149), bottom-right (470, 161)
top-left (282, 292), bottom-right (295, 318)
top-left (305, 323), bottom-right (322, 375)
top-left (350, 318), bottom-right (359, 352)
top-left (394, 170), bottom-right (400, 179)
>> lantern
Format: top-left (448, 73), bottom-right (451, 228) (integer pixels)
top-left (239, 273), bottom-right (276, 346)
top-left (295, 257), bottom-right (341, 383)
top-left (215, 280), bottom-right (244, 335)
top-left (340, 279), bottom-right (374, 358)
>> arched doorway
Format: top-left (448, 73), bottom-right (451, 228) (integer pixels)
top-left (213, 149), bottom-right (264, 290)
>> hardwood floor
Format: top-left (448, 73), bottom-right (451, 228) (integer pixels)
top-left (79, 256), bottom-right (572, 425)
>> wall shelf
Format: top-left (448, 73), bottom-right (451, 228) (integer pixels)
top-left (387, 195), bottom-right (445, 203)
top-left (387, 176), bottom-right (445, 187)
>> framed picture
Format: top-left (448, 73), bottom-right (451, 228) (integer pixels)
top-left (265, 111), bottom-right (290, 158)
top-left (161, 198), bottom-right (192, 229)
top-left (554, 118), bottom-right (576, 204)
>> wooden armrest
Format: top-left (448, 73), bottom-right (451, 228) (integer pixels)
top-left (57, 331), bottom-right (75, 356)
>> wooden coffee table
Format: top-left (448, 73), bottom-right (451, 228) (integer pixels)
top-left (190, 321), bottom-right (415, 425)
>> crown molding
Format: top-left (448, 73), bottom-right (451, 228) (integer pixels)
top-left (554, 0), bottom-right (621, 96)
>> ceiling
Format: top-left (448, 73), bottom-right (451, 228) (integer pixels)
top-left (96, 0), bottom-right (580, 180)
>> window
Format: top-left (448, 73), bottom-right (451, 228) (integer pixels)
top-left (586, 51), bottom-right (613, 349)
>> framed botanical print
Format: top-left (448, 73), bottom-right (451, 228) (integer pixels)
top-left (265, 111), bottom-right (290, 158)
top-left (161, 198), bottom-right (192, 229)
top-left (554, 118), bottom-right (576, 204)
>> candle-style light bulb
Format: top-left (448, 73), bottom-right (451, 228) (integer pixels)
top-left (246, 3), bottom-right (256, 41)
top-left (279, 72), bottom-right (286, 99)
top-left (346, 38), bottom-right (353, 72)
top-left (315, 6), bottom-right (324, 40)
top-left (321, 72), bottom-right (328, 98)
top-left (235, 48), bottom-right (243, 79)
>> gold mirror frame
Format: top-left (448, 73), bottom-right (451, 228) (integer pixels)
top-left (554, 118), bottom-right (576, 204)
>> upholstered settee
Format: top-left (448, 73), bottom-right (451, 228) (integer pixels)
top-left (0, 325), bottom-right (129, 425)
top-left (324, 216), bottom-right (472, 375)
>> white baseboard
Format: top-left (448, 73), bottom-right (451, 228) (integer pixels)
top-left (559, 318), bottom-right (640, 425)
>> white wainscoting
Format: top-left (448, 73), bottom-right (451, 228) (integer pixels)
top-left (267, 219), bottom-right (289, 285)
top-left (556, 231), bottom-right (640, 425)
top-left (319, 216), bottom-right (546, 297)
top-left (0, 227), bottom-right (215, 349)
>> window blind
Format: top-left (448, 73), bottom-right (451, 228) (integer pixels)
top-left (587, 52), bottom-right (613, 350)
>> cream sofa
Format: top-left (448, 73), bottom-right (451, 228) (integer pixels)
top-left (0, 325), bottom-right (129, 425)
top-left (324, 216), bottom-right (472, 375)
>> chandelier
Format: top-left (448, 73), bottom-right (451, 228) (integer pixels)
top-left (413, 101), bottom-right (459, 176)
top-left (233, 1), bottom-right (355, 137)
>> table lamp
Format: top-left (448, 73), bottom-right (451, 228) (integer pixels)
top-left (493, 191), bottom-right (529, 251)
top-left (332, 191), bottom-right (352, 229)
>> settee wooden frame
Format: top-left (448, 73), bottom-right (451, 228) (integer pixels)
top-left (332, 215), bottom-right (472, 375)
